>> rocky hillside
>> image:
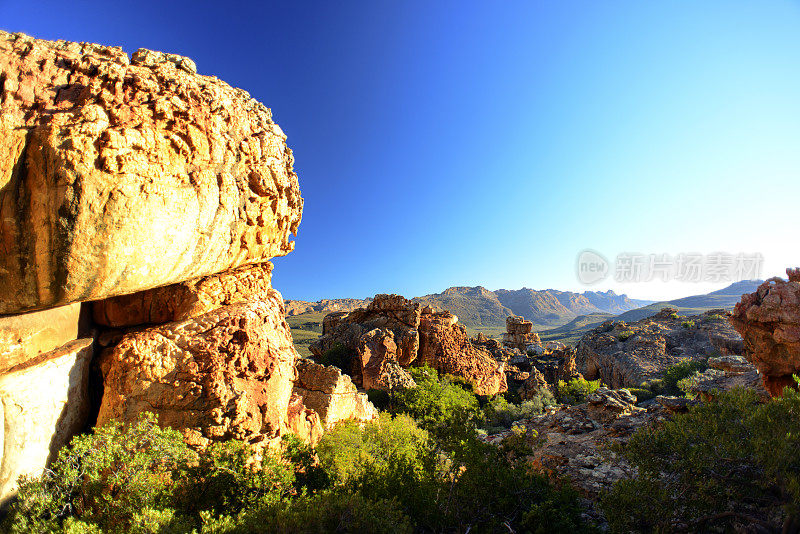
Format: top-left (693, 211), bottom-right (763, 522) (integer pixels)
top-left (284, 297), bottom-right (372, 316)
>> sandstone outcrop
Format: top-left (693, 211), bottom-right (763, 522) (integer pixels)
top-left (576, 308), bottom-right (743, 389)
top-left (310, 295), bottom-right (507, 395)
top-left (0, 30), bottom-right (302, 314)
top-left (0, 303), bottom-right (83, 371)
top-left (417, 309), bottom-right (507, 395)
top-left (502, 315), bottom-right (541, 352)
top-left (97, 291), bottom-right (297, 450)
top-left (92, 262), bottom-right (273, 327)
top-left (0, 338), bottom-right (93, 505)
top-left (292, 359), bottom-right (377, 431)
top-left (680, 355), bottom-right (767, 400)
top-left (731, 269), bottom-right (800, 396)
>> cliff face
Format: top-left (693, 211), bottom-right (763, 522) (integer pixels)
top-left (0, 31), bottom-right (332, 506)
top-left (0, 31), bottom-right (302, 315)
top-left (731, 269), bottom-right (800, 396)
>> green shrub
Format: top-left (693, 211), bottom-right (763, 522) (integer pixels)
top-left (483, 392), bottom-right (555, 428)
top-left (626, 387), bottom-right (655, 402)
top-left (704, 313), bottom-right (726, 322)
top-left (661, 359), bottom-right (706, 395)
top-left (669, 312), bottom-right (680, 319)
top-left (600, 387), bottom-right (800, 533)
top-left (617, 330), bottom-right (635, 341)
top-left (681, 320), bottom-right (695, 329)
top-left (557, 377), bottom-right (601, 405)
top-left (220, 492), bottom-right (414, 534)
top-left (394, 366), bottom-right (482, 440)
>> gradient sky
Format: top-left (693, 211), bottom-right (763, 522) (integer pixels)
top-left (2, 1), bottom-right (799, 301)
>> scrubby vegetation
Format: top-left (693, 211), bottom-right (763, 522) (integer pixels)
top-left (483, 393), bottom-right (555, 429)
top-left (557, 377), bottom-right (601, 404)
top-left (601, 386), bottom-right (800, 533)
top-left (5, 367), bottom-right (594, 534)
top-left (660, 359), bottom-right (706, 395)
top-left (617, 330), bottom-right (635, 341)
top-left (681, 319), bottom-right (695, 329)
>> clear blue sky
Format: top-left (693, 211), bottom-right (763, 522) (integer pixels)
top-left (3, 1), bottom-right (799, 301)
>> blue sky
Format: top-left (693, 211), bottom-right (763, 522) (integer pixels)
top-left (3, 1), bottom-right (799, 301)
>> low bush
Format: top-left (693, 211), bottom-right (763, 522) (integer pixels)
top-left (600, 386), bottom-right (800, 533)
top-left (557, 377), bottom-right (601, 405)
top-left (626, 387), bottom-right (656, 403)
top-left (661, 359), bottom-right (706, 395)
top-left (681, 320), bottom-right (695, 329)
top-left (617, 330), bottom-right (635, 341)
top-left (483, 392), bottom-right (555, 428)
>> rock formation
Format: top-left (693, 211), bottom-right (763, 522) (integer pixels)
top-left (0, 31), bottom-right (302, 315)
top-left (285, 298), bottom-right (372, 317)
top-left (292, 359), bottom-right (377, 431)
top-left (576, 308), bottom-right (743, 389)
top-left (0, 31), bottom-right (317, 506)
top-left (310, 296), bottom-right (507, 395)
top-left (502, 315), bottom-right (541, 352)
top-left (680, 355), bottom-right (767, 400)
top-left (730, 269), bottom-right (800, 396)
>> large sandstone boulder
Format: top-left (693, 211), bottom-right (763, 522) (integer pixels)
top-left (576, 308), bottom-right (743, 389)
top-left (0, 31), bottom-right (302, 315)
top-left (92, 262), bottom-right (273, 327)
top-left (502, 315), bottom-right (541, 352)
top-left (292, 359), bottom-right (377, 430)
top-left (731, 269), bottom-right (800, 396)
top-left (0, 338), bottom-right (93, 506)
top-left (97, 291), bottom-right (297, 449)
top-left (310, 295), bottom-right (507, 395)
top-left (418, 309), bottom-right (507, 396)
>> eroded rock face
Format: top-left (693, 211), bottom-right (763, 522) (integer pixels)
top-left (731, 270), bottom-right (800, 396)
top-left (292, 359), bottom-right (377, 430)
top-left (310, 295), bottom-right (507, 395)
top-left (97, 291), bottom-right (297, 450)
top-left (576, 308), bottom-right (743, 389)
top-left (0, 303), bottom-right (82, 372)
top-left (0, 338), bottom-right (93, 506)
top-left (417, 309), bottom-right (507, 396)
top-left (502, 315), bottom-right (541, 352)
top-left (92, 262), bottom-right (273, 327)
top-left (0, 31), bottom-right (302, 314)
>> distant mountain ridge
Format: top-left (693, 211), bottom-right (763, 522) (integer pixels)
top-left (413, 286), bottom-right (654, 330)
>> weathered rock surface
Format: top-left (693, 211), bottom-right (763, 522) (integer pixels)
top-left (0, 31), bottom-right (302, 314)
top-left (310, 295), bottom-right (421, 367)
top-left (481, 387), bottom-right (666, 508)
top-left (310, 295), bottom-right (507, 395)
top-left (0, 303), bottom-right (82, 372)
top-left (731, 269), bottom-right (800, 396)
top-left (576, 308), bottom-right (743, 389)
top-left (418, 309), bottom-right (507, 395)
top-left (292, 359), bottom-right (377, 429)
top-left (97, 291), bottom-right (297, 450)
top-left (93, 262), bottom-right (273, 327)
top-left (0, 338), bottom-right (93, 506)
top-left (502, 315), bottom-right (541, 352)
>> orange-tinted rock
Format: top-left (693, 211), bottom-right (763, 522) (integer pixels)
top-left (418, 309), bottom-right (507, 396)
top-left (97, 290), bottom-right (297, 449)
top-left (502, 315), bottom-right (541, 352)
top-left (0, 31), bottom-right (302, 314)
top-left (0, 303), bottom-right (82, 372)
top-left (286, 391), bottom-right (324, 445)
top-left (92, 262), bottom-right (273, 327)
top-left (311, 295), bottom-right (506, 395)
top-left (292, 359), bottom-right (377, 429)
top-left (731, 269), bottom-right (800, 396)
